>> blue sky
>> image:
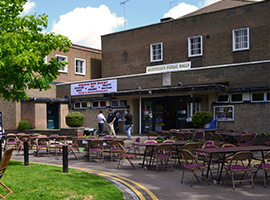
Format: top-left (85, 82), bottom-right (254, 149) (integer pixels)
top-left (22, 0), bottom-right (261, 49)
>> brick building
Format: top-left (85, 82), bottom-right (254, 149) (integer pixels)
top-left (57, 0), bottom-right (269, 134)
top-left (0, 44), bottom-right (101, 130)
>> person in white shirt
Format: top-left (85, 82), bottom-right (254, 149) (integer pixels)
top-left (97, 111), bottom-right (106, 135)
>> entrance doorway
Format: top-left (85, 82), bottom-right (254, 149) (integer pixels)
top-left (47, 103), bottom-right (59, 129)
top-left (141, 96), bottom-right (189, 134)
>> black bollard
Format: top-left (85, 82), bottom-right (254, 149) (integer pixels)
top-left (23, 139), bottom-right (29, 166)
top-left (63, 145), bottom-right (68, 173)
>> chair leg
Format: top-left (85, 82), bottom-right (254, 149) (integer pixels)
top-left (232, 171), bottom-right (236, 190)
top-left (0, 181), bottom-right (13, 199)
top-left (181, 168), bottom-right (185, 183)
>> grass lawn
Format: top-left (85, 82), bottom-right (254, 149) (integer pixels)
top-left (0, 160), bottom-right (124, 200)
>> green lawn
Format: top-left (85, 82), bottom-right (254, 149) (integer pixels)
top-left (0, 160), bottom-right (123, 200)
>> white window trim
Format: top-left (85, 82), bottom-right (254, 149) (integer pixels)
top-left (92, 101), bottom-right (107, 108)
top-left (216, 94), bottom-right (229, 103)
top-left (267, 92), bottom-right (270, 102)
top-left (188, 35), bottom-right (203, 57)
top-left (56, 54), bottom-right (68, 73)
top-left (74, 102), bottom-right (88, 109)
top-left (150, 42), bottom-right (163, 62)
top-left (75, 58), bottom-right (86, 75)
top-left (251, 92), bottom-right (269, 102)
top-left (230, 93), bottom-right (243, 103)
top-left (233, 28), bottom-right (249, 51)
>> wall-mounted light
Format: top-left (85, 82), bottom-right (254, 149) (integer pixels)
top-left (177, 82), bottom-right (182, 87)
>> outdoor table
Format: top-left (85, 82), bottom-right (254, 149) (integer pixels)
top-left (219, 132), bottom-right (243, 144)
top-left (135, 141), bottom-right (187, 170)
top-left (195, 145), bottom-right (270, 184)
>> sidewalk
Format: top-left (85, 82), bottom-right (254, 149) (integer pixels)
top-left (10, 133), bottom-right (270, 200)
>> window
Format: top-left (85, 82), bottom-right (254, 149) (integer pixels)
top-left (150, 42), bottom-right (163, 62)
top-left (233, 28), bottom-right (249, 51)
top-left (92, 101), bottom-right (106, 108)
top-left (74, 102), bottom-right (88, 109)
top-left (251, 92), bottom-right (269, 102)
top-left (216, 94), bottom-right (229, 103)
top-left (75, 58), bottom-right (85, 75)
top-left (56, 55), bottom-right (67, 73)
top-left (111, 100), bottom-right (127, 107)
top-left (231, 94), bottom-right (243, 103)
top-left (188, 35), bottom-right (202, 57)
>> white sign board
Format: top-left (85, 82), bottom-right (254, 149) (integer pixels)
top-left (71, 79), bottom-right (117, 96)
top-left (146, 61), bottom-right (191, 74)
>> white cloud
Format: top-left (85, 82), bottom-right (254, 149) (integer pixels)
top-left (22, 0), bottom-right (35, 15)
top-left (202, 0), bottom-right (220, 7)
top-left (164, 2), bottom-right (199, 19)
top-left (52, 5), bottom-right (124, 49)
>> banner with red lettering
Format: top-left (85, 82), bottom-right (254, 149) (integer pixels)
top-left (70, 79), bottom-right (117, 96)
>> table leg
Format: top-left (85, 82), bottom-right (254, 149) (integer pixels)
top-left (218, 153), bottom-right (226, 184)
top-left (261, 150), bottom-right (267, 180)
top-left (206, 153), bottom-right (212, 178)
top-left (141, 148), bottom-right (147, 168)
top-left (148, 146), bottom-right (155, 170)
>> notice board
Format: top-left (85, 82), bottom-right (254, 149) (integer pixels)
top-left (214, 105), bottom-right (234, 121)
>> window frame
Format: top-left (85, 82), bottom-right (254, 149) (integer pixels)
top-left (230, 93), bottom-right (243, 103)
top-left (188, 35), bottom-right (203, 57)
top-left (251, 92), bottom-right (269, 102)
top-left (74, 102), bottom-right (88, 109)
top-left (56, 54), bottom-right (68, 73)
top-left (92, 101), bottom-right (107, 108)
top-left (216, 94), bottom-right (230, 103)
top-left (233, 28), bottom-right (249, 51)
top-left (150, 42), bottom-right (163, 62)
top-left (75, 58), bottom-right (86, 75)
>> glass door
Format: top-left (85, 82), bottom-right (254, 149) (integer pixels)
top-left (141, 100), bottom-right (154, 134)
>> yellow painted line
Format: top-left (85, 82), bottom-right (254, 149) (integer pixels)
top-left (74, 167), bottom-right (158, 200)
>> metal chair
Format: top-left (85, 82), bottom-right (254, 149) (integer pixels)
top-left (88, 140), bottom-right (104, 162)
top-left (151, 143), bottom-right (173, 172)
top-left (147, 131), bottom-right (158, 140)
top-left (0, 148), bottom-right (14, 199)
top-left (254, 151), bottom-right (270, 187)
top-left (117, 144), bottom-right (137, 170)
top-left (181, 149), bottom-right (210, 187)
top-left (36, 137), bottom-right (50, 157)
top-left (221, 151), bottom-right (254, 190)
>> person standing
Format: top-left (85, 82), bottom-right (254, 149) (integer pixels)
top-left (97, 111), bottom-right (106, 135)
top-left (113, 111), bottom-right (119, 134)
top-left (107, 109), bottom-right (116, 137)
top-left (124, 109), bottom-right (133, 139)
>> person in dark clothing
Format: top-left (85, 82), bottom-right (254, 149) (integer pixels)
top-left (124, 109), bottom-right (133, 139)
top-left (113, 111), bottom-right (119, 134)
top-left (107, 109), bottom-right (116, 137)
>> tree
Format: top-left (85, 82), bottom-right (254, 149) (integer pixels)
top-left (0, 0), bottom-right (72, 102)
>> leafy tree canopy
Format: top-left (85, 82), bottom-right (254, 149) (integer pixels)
top-left (0, 0), bottom-right (72, 102)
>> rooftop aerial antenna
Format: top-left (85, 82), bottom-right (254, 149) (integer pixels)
top-left (120, 0), bottom-right (130, 30)
top-left (169, 1), bottom-right (177, 17)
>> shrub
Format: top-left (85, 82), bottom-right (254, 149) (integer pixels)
top-left (65, 112), bottom-right (85, 127)
top-left (18, 120), bottom-right (31, 130)
top-left (192, 111), bottom-right (213, 128)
